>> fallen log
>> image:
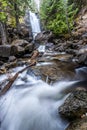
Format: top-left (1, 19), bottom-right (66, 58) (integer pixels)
top-left (0, 50), bottom-right (39, 97)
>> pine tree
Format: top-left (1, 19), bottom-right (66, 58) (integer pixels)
top-left (40, 0), bottom-right (78, 36)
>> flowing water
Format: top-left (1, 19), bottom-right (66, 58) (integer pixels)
top-left (0, 66), bottom-right (87, 130)
top-left (0, 4), bottom-right (87, 130)
top-left (29, 11), bottom-right (41, 39)
top-left (0, 66), bottom-right (74, 130)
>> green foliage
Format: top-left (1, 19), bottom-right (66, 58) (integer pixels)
top-left (0, 0), bottom-right (7, 21)
top-left (40, 0), bottom-right (78, 35)
top-left (0, 0), bottom-right (31, 26)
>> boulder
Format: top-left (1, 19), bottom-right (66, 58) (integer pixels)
top-left (78, 53), bottom-right (87, 65)
top-left (10, 45), bottom-right (18, 56)
top-left (25, 43), bottom-right (34, 53)
top-left (59, 90), bottom-right (87, 120)
top-left (0, 45), bottom-right (11, 57)
top-left (35, 31), bottom-right (53, 43)
top-left (27, 60), bottom-right (76, 83)
top-left (12, 39), bottom-right (29, 47)
top-left (11, 40), bottom-right (34, 56)
top-left (10, 45), bottom-right (25, 57)
top-left (19, 25), bottom-right (29, 37)
top-left (66, 117), bottom-right (87, 130)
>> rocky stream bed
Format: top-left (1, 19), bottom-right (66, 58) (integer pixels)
top-left (0, 11), bottom-right (87, 129)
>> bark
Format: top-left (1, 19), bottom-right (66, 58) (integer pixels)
top-left (14, 3), bottom-right (19, 32)
top-left (0, 22), bottom-right (7, 44)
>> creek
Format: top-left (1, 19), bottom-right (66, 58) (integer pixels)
top-left (0, 9), bottom-right (87, 130)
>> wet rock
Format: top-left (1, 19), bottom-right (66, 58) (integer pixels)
top-left (11, 39), bottom-right (34, 56)
top-left (23, 54), bottom-right (31, 58)
top-left (45, 42), bottom-right (54, 51)
top-left (19, 25), bottom-right (29, 38)
top-left (28, 60), bottom-right (76, 83)
top-left (11, 45), bottom-right (25, 57)
top-left (0, 45), bottom-right (11, 57)
top-left (35, 31), bottom-right (53, 43)
top-left (59, 90), bottom-right (87, 120)
top-left (78, 53), bottom-right (87, 65)
top-left (10, 45), bottom-right (18, 56)
top-left (0, 66), bottom-right (7, 74)
top-left (66, 117), bottom-right (87, 130)
top-left (8, 56), bottom-right (16, 62)
top-left (17, 59), bottom-right (26, 66)
top-left (15, 46), bottom-right (25, 57)
top-left (12, 39), bottom-right (29, 47)
top-left (78, 45), bottom-right (87, 54)
top-left (0, 61), bottom-right (4, 66)
top-left (25, 43), bottom-right (34, 53)
top-left (82, 32), bottom-right (87, 39)
top-left (4, 60), bottom-right (17, 69)
top-left (49, 54), bottom-right (73, 62)
top-left (75, 45), bottom-right (87, 65)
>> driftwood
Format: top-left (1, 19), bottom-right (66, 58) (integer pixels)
top-left (0, 50), bottom-right (39, 97)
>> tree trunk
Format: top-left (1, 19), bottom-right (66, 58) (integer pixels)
top-left (0, 22), bottom-right (7, 45)
top-left (14, 3), bottom-right (19, 32)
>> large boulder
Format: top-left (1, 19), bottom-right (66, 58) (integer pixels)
top-left (0, 45), bottom-right (11, 57)
top-left (10, 45), bottom-right (25, 56)
top-left (11, 39), bottom-right (34, 56)
top-left (27, 59), bottom-right (76, 83)
top-left (59, 90), bottom-right (87, 120)
top-left (35, 31), bottom-right (53, 43)
top-left (12, 39), bottom-right (29, 47)
top-left (25, 43), bottom-right (34, 53)
top-left (66, 117), bottom-right (87, 130)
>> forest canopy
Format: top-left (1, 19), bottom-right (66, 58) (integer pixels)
top-left (40, 0), bottom-right (78, 36)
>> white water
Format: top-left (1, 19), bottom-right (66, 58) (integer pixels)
top-left (38, 45), bottom-right (45, 52)
top-left (34, 0), bottom-right (40, 11)
top-left (0, 66), bottom-right (73, 130)
top-left (0, 66), bottom-right (87, 130)
top-left (29, 11), bottom-right (41, 38)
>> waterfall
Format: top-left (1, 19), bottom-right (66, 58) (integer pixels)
top-left (34, 0), bottom-right (40, 11)
top-left (29, 11), bottom-right (41, 39)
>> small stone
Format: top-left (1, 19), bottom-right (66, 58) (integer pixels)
top-left (8, 56), bottom-right (16, 62)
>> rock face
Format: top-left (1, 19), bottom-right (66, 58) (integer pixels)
top-left (66, 117), bottom-right (87, 130)
top-left (59, 90), bottom-right (87, 120)
top-left (35, 31), bottom-right (53, 43)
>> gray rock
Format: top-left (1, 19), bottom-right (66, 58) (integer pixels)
top-left (0, 45), bottom-right (11, 57)
top-left (8, 56), bottom-right (16, 62)
top-left (78, 53), bottom-right (87, 65)
top-left (25, 43), bottom-right (34, 52)
top-left (59, 90), bottom-right (87, 120)
top-left (66, 117), bottom-right (87, 130)
top-left (12, 39), bottom-right (29, 47)
top-left (10, 45), bottom-right (18, 55)
top-left (35, 31), bottom-right (53, 43)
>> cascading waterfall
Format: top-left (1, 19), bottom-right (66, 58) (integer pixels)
top-left (29, 11), bottom-right (41, 39)
top-left (0, 66), bottom-right (87, 130)
top-left (0, 67), bottom-right (69, 130)
top-left (29, 10), bottom-right (46, 53)
top-left (0, 0), bottom-right (87, 129)
top-left (34, 0), bottom-right (40, 11)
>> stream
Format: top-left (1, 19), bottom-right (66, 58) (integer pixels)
top-left (0, 9), bottom-right (87, 130)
